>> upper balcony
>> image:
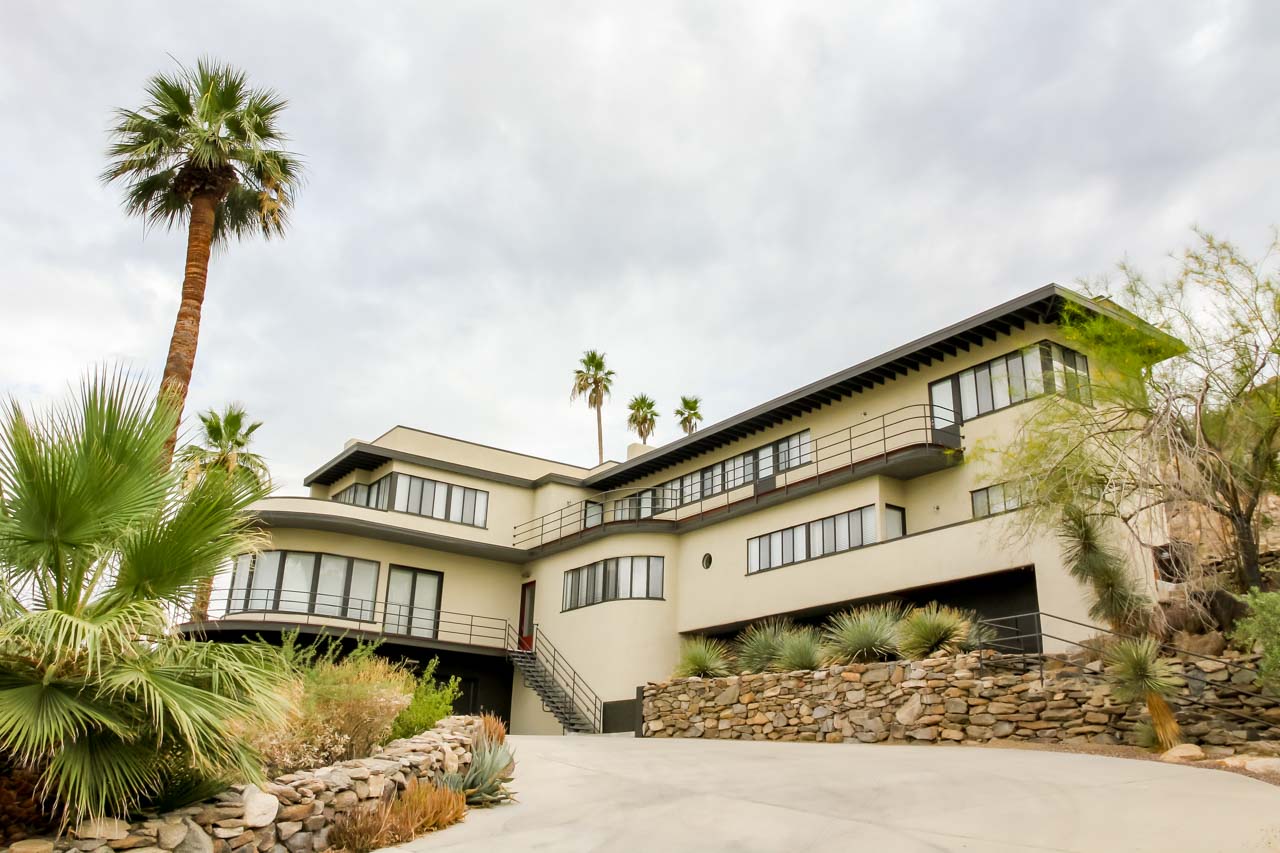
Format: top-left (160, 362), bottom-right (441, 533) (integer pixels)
top-left (513, 403), bottom-right (961, 550)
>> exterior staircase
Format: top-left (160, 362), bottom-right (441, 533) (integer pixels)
top-left (506, 625), bottom-right (603, 734)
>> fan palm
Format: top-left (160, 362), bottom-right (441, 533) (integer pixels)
top-left (102, 59), bottom-right (302, 464)
top-left (177, 404), bottom-right (269, 488)
top-left (674, 396), bottom-right (703, 436)
top-left (569, 351), bottom-right (615, 465)
top-left (0, 370), bottom-right (290, 824)
top-left (627, 394), bottom-right (659, 445)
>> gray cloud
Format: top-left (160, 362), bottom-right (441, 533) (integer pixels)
top-left (2, 1), bottom-right (1278, 492)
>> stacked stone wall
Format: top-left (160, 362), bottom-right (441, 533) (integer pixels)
top-left (641, 653), bottom-right (1280, 751)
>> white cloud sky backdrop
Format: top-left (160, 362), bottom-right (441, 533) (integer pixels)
top-left (2, 1), bottom-right (1278, 492)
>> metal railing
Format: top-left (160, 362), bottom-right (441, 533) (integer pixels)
top-left (975, 610), bottom-right (1280, 732)
top-left (206, 586), bottom-right (510, 649)
top-left (514, 403), bottom-right (960, 548)
top-left (507, 622), bottom-right (604, 732)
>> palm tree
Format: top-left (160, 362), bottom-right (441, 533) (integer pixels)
top-left (570, 350), bottom-right (615, 465)
top-left (177, 404), bottom-right (270, 489)
top-left (0, 370), bottom-right (289, 824)
top-left (179, 404), bottom-right (270, 620)
top-left (627, 394), bottom-right (659, 445)
top-left (674, 395), bottom-right (703, 435)
top-left (102, 59), bottom-right (302, 465)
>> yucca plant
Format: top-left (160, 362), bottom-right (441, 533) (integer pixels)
top-left (673, 636), bottom-right (734, 678)
top-left (734, 617), bottom-right (793, 673)
top-left (1105, 637), bottom-right (1181, 750)
top-left (436, 740), bottom-right (515, 807)
top-left (1058, 506), bottom-right (1153, 634)
top-left (897, 603), bottom-right (969, 660)
top-left (822, 604), bottom-right (902, 664)
top-left (774, 627), bottom-right (825, 672)
top-left (957, 610), bottom-right (1000, 653)
top-left (0, 370), bottom-right (289, 824)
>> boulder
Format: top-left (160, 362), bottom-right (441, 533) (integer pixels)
top-left (10, 840), bottom-right (56, 853)
top-left (173, 821), bottom-right (213, 853)
top-left (1175, 631), bottom-right (1227, 658)
top-left (1160, 743), bottom-right (1206, 763)
top-left (240, 785), bottom-right (279, 828)
top-left (895, 694), bottom-right (924, 726)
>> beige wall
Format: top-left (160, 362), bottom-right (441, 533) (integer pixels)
top-left (372, 426), bottom-right (593, 481)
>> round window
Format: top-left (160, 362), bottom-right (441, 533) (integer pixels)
top-left (701, 553), bottom-right (713, 570)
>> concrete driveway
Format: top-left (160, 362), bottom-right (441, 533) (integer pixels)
top-left (398, 734), bottom-right (1280, 853)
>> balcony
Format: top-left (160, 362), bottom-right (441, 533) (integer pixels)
top-left (514, 403), bottom-right (961, 550)
top-left (181, 586), bottom-right (512, 655)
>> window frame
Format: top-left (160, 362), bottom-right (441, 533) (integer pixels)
top-left (747, 504), bottom-right (877, 575)
top-left (561, 556), bottom-right (665, 611)
top-left (227, 550), bottom-right (382, 621)
top-left (928, 340), bottom-right (1092, 427)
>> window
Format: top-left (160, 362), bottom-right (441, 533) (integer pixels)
top-left (885, 505), bottom-right (906, 539)
top-left (748, 505), bottom-right (876, 574)
top-left (387, 473), bottom-right (489, 527)
top-left (227, 551), bottom-right (380, 621)
top-left (562, 556), bottom-right (665, 610)
top-left (384, 565), bottom-right (442, 638)
top-left (334, 475), bottom-right (391, 511)
top-left (929, 341), bottom-right (1091, 424)
top-left (971, 483), bottom-right (1023, 518)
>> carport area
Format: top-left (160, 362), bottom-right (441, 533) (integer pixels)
top-left (396, 733), bottom-right (1280, 852)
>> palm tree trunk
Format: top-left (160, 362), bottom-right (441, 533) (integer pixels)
top-left (159, 192), bottom-right (218, 469)
top-left (595, 405), bottom-right (604, 465)
top-left (167, 194), bottom-right (217, 621)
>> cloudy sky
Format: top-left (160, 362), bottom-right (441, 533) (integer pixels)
top-left (1, 1), bottom-right (1277, 492)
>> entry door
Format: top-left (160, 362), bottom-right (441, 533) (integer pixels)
top-left (384, 566), bottom-right (442, 639)
top-left (518, 581), bottom-right (536, 650)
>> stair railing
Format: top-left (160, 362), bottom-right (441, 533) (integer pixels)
top-left (975, 610), bottom-right (1280, 732)
top-left (504, 623), bottom-right (604, 732)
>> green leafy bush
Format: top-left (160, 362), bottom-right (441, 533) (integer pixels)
top-left (897, 603), bottom-right (969, 660)
top-left (389, 658), bottom-right (464, 742)
top-left (673, 636), bottom-right (734, 678)
top-left (734, 617), bottom-right (793, 673)
top-left (0, 370), bottom-right (290, 823)
top-left (822, 604), bottom-right (902, 664)
top-left (1233, 590), bottom-right (1280, 690)
top-left (774, 626), bottom-right (825, 671)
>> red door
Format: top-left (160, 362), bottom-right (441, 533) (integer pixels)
top-left (518, 581), bottom-right (536, 650)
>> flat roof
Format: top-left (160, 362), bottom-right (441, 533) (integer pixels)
top-left (583, 284), bottom-right (1134, 490)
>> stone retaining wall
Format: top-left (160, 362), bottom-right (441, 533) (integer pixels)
top-left (641, 652), bottom-right (1280, 751)
top-left (4, 716), bottom-right (483, 853)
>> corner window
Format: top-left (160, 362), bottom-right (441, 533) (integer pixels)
top-left (562, 556), bottom-right (665, 611)
top-left (387, 473), bottom-right (489, 527)
top-left (971, 483), bottom-right (1023, 518)
top-left (929, 341), bottom-right (1091, 425)
top-left (885, 505), bottom-right (906, 539)
top-left (227, 551), bottom-right (380, 621)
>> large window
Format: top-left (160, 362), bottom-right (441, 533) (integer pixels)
top-left (649, 430), bottom-right (812, 514)
top-left (391, 473), bottom-right (488, 527)
top-left (971, 483), bottom-right (1022, 518)
top-left (228, 551), bottom-right (378, 620)
top-left (929, 341), bottom-right (1090, 426)
top-left (333, 476), bottom-right (391, 510)
top-left (747, 503), bottom-right (905, 574)
top-left (384, 565), bottom-right (443, 638)
top-left (562, 556), bottom-right (665, 611)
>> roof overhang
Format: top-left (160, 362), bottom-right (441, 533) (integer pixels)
top-left (584, 284), bottom-right (1134, 490)
top-left (303, 442), bottom-right (583, 489)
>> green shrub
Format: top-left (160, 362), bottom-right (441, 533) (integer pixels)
top-left (673, 636), bottom-right (734, 678)
top-left (436, 740), bottom-right (515, 807)
top-left (1105, 636), bottom-right (1181, 750)
top-left (774, 626), bottom-right (825, 672)
top-left (1233, 590), bottom-right (1280, 691)
top-left (897, 603), bottom-right (969, 660)
top-left (958, 610), bottom-right (1000, 652)
top-left (822, 604), bottom-right (902, 664)
top-left (389, 658), bottom-right (464, 742)
top-left (734, 617), bottom-right (793, 673)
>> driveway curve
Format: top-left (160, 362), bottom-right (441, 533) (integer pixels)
top-left (398, 734), bottom-right (1280, 853)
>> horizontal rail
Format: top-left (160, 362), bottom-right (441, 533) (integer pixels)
top-left (205, 586), bottom-right (510, 649)
top-left (513, 403), bottom-right (959, 549)
top-left (507, 623), bottom-right (604, 732)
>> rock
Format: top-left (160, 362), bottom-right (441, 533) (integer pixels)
top-left (109, 837), bottom-right (153, 850)
top-left (908, 726), bottom-right (939, 741)
top-left (283, 832), bottom-right (312, 853)
top-left (895, 694), bottom-right (924, 726)
top-left (275, 805), bottom-right (314, 823)
top-left (275, 824), bottom-right (302, 842)
top-left (173, 821), bottom-right (213, 853)
top-left (239, 785), bottom-right (279, 829)
top-left (77, 819), bottom-right (132, 842)
top-left (150, 823), bottom-right (189, 852)
top-left (1192, 658), bottom-right (1227, 673)
top-left (10, 840), bottom-right (55, 853)
top-left (715, 684), bottom-right (740, 706)
top-left (1244, 757), bottom-right (1280, 775)
top-left (1160, 743), bottom-right (1206, 763)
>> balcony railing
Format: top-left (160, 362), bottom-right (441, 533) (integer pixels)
top-left (203, 586), bottom-right (510, 650)
top-left (513, 403), bottom-right (959, 549)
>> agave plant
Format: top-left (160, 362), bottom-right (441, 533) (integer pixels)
top-left (897, 603), bottom-right (970, 660)
top-left (1105, 637), bottom-right (1181, 750)
top-left (823, 604), bottom-right (902, 664)
top-left (673, 636), bottom-right (734, 678)
top-left (734, 617), bottom-right (793, 673)
top-left (436, 740), bottom-right (515, 807)
top-left (774, 626), bottom-right (825, 672)
top-left (0, 370), bottom-right (289, 823)
top-left (957, 610), bottom-right (1000, 653)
